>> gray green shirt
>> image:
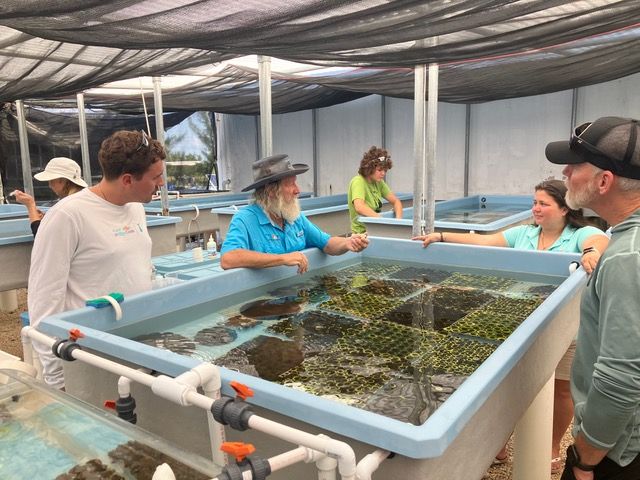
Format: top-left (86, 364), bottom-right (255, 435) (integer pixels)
top-left (571, 209), bottom-right (640, 466)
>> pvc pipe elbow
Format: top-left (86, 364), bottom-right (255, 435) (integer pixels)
top-left (151, 375), bottom-right (196, 406)
top-left (355, 450), bottom-right (391, 480)
top-left (324, 438), bottom-right (356, 478)
top-left (118, 376), bottom-right (132, 397)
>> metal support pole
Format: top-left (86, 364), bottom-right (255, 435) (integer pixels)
top-left (15, 100), bottom-right (34, 196)
top-left (464, 104), bottom-right (471, 197)
top-left (513, 375), bottom-right (554, 480)
top-left (152, 76), bottom-right (169, 216)
top-left (570, 88), bottom-right (579, 135)
top-left (258, 55), bottom-right (273, 157)
top-left (381, 96), bottom-right (387, 148)
top-left (412, 66), bottom-right (426, 237)
top-left (423, 63), bottom-right (439, 234)
top-left (76, 93), bottom-right (92, 185)
top-left (312, 109), bottom-right (319, 197)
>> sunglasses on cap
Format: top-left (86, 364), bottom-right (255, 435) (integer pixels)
top-left (377, 156), bottom-right (390, 165)
top-left (135, 130), bottom-right (150, 152)
top-left (570, 120), bottom-right (639, 169)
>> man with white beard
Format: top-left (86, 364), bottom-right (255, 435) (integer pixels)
top-left (545, 116), bottom-right (640, 480)
top-left (221, 154), bottom-right (369, 273)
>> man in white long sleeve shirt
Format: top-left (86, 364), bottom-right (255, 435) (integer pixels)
top-left (28, 130), bottom-right (166, 389)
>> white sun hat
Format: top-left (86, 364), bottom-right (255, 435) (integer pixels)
top-left (33, 157), bottom-right (88, 187)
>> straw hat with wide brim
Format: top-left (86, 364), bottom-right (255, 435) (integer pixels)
top-left (242, 154), bottom-right (309, 192)
top-left (34, 157), bottom-right (88, 188)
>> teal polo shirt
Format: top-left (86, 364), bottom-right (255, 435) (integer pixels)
top-left (221, 204), bottom-right (331, 255)
top-left (502, 223), bottom-right (606, 252)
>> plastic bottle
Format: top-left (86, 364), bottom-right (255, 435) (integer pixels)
top-left (207, 234), bottom-right (217, 256)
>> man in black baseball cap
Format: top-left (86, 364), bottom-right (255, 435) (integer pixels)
top-left (545, 117), bottom-right (640, 480)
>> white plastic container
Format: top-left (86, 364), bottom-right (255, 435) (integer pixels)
top-left (206, 235), bottom-right (217, 257)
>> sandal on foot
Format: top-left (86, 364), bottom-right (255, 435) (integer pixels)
top-left (492, 455), bottom-right (509, 466)
top-left (551, 456), bottom-right (563, 474)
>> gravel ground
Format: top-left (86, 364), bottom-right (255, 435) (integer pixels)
top-left (0, 287), bottom-right (572, 479)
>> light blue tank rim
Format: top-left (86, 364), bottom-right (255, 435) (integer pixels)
top-left (38, 237), bottom-right (583, 459)
top-left (145, 192), bottom-right (313, 214)
top-left (211, 192), bottom-right (412, 215)
top-left (0, 215), bottom-right (181, 245)
top-left (145, 215), bottom-right (182, 226)
top-left (360, 194), bottom-right (532, 232)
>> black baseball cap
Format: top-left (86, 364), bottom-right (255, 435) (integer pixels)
top-left (545, 116), bottom-right (640, 179)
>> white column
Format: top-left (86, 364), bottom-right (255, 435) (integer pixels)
top-left (258, 55), bottom-right (273, 157)
top-left (513, 375), bottom-right (555, 480)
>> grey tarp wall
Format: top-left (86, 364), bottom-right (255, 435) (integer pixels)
top-left (217, 71), bottom-right (640, 198)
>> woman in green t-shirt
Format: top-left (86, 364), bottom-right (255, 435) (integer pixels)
top-left (347, 145), bottom-right (403, 233)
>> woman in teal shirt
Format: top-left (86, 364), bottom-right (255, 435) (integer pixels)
top-left (413, 179), bottom-right (609, 472)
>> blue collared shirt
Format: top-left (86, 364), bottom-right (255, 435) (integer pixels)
top-left (221, 204), bottom-right (331, 255)
top-left (502, 223), bottom-right (606, 252)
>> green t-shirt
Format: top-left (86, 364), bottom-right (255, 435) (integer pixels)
top-left (347, 174), bottom-right (391, 233)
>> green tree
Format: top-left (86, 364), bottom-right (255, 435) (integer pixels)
top-left (190, 111), bottom-right (218, 190)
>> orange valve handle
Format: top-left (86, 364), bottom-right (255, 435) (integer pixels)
top-left (104, 400), bottom-right (116, 410)
top-left (68, 328), bottom-right (85, 341)
top-left (221, 442), bottom-right (256, 462)
top-left (230, 381), bottom-right (254, 401)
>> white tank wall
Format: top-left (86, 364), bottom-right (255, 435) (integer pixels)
top-left (217, 72), bottom-right (640, 198)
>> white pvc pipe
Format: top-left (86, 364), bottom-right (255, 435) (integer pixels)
top-left (355, 449), bottom-right (390, 480)
top-left (118, 375), bottom-right (132, 397)
top-left (316, 453), bottom-right (338, 480)
top-left (19, 326), bottom-right (43, 380)
top-left (248, 416), bottom-right (357, 480)
top-left (21, 327), bottom-right (354, 478)
top-left (513, 375), bottom-right (554, 480)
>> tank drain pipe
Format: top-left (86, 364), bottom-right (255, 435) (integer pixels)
top-left (212, 389), bottom-right (355, 479)
top-left (247, 416), bottom-right (356, 479)
top-left (19, 326), bottom-right (43, 379)
top-left (174, 445), bottom-right (334, 480)
top-left (171, 364), bottom-right (226, 466)
top-left (355, 449), bottom-right (391, 480)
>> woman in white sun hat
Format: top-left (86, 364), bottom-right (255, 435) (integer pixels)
top-left (13, 157), bottom-right (88, 235)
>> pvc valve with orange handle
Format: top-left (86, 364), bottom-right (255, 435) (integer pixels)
top-left (230, 381), bottom-right (254, 401)
top-left (221, 442), bottom-right (256, 462)
top-left (68, 328), bottom-right (85, 341)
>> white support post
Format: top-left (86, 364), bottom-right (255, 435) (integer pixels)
top-left (15, 100), bottom-right (34, 196)
top-left (76, 93), bottom-right (92, 185)
top-left (513, 375), bottom-right (555, 480)
top-left (153, 76), bottom-right (170, 216)
top-left (412, 65), bottom-right (426, 237)
top-left (258, 55), bottom-right (273, 158)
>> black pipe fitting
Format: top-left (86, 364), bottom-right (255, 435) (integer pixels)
top-left (215, 464), bottom-right (245, 480)
top-left (211, 396), bottom-right (254, 431)
top-left (116, 394), bottom-right (137, 424)
top-left (245, 456), bottom-right (271, 480)
top-left (51, 339), bottom-right (81, 361)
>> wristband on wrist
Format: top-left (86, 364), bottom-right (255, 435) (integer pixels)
top-left (440, 232), bottom-right (444, 242)
top-left (568, 444), bottom-right (597, 472)
top-left (582, 246), bottom-right (599, 256)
